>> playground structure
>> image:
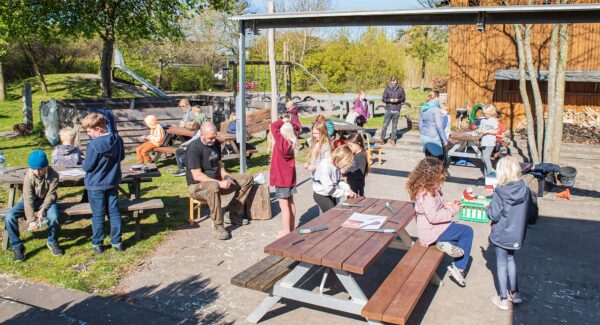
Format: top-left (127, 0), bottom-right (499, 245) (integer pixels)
top-left (112, 49), bottom-right (168, 97)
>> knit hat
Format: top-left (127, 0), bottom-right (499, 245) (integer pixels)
top-left (144, 115), bottom-right (159, 128)
top-left (28, 150), bottom-right (49, 169)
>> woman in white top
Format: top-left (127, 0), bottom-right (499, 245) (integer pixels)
top-left (312, 145), bottom-right (357, 212)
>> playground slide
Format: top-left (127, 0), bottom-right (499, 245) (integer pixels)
top-left (113, 49), bottom-right (168, 97)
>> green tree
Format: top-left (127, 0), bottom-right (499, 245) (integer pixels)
top-left (63, 0), bottom-right (235, 98)
top-left (403, 26), bottom-right (446, 91)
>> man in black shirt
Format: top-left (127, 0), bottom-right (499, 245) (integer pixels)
top-left (186, 122), bottom-right (253, 240)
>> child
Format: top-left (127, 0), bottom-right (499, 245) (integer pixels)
top-left (477, 104), bottom-right (499, 176)
top-left (81, 113), bottom-right (126, 253)
top-left (345, 133), bottom-right (368, 196)
top-left (486, 156), bottom-right (532, 310)
top-left (353, 91), bottom-right (370, 127)
top-left (305, 121), bottom-right (332, 174)
top-left (270, 118), bottom-right (299, 238)
top-left (227, 113), bottom-right (237, 134)
top-left (178, 98), bottom-right (193, 127)
top-left (440, 102), bottom-right (452, 140)
top-left (172, 126), bottom-right (202, 177)
top-left (135, 115), bottom-right (165, 164)
top-left (52, 127), bottom-right (83, 167)
top-left (4, 150), bottom-right (63, 261)
top-left (406, 157), bottom-right (473, 287)
top-left (312, 145), bottom-right (357, 212)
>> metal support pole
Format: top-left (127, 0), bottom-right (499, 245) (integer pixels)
top-left (238, 21), bottom-right (248, 173)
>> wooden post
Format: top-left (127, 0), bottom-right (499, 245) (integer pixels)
top-left (267, 1), bottom-right (278, 123)
top-left (23, 82), bottom-right (33, 129)
top-left (283, 42), bottom-right (292, 100)
top-left (0, 62), bottom-right (5, 102)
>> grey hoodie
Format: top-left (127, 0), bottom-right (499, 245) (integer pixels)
top-left (52, 144), bottom-right (82, 167)
top-left (486, 180), bottom-right (533, 250)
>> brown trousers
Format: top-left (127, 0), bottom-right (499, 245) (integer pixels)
top-left (136, 141), bottom-right (158, 163)
top-left (188, 174), bottom-right (253, 226)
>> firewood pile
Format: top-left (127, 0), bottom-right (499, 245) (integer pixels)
top-left (516, 107), bottom-right (600, 144)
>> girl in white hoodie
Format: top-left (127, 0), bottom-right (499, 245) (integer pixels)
top-left (312, 145), bottom-right (357, 212)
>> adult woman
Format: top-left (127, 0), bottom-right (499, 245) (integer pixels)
top-left (418, 90), bottom-right (447, 162)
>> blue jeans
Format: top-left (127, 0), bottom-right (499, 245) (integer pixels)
top-left (437, 223), bottom-right (473, 271)
top-left (495, 245), bottom-right (518, 299)
top-left (4, 199), bottom-right (60, 249)
top-left (87, 188), bottom-right (122, 246)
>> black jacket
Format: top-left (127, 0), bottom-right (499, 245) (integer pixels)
top-left (486, 180), bottom-right (533, 250)
top-left (382, 84), bottom-right (406, 112)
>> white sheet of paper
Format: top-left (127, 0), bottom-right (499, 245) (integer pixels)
top-left (341, 213), bottom-right (387, 230)
top-left (58, 169), bottom-right (86, 178)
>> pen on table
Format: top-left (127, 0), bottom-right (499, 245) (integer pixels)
top-left (298, 226), bottom-right (328, 234)
top-left (290, 238), bottom-right (305, 246)
top-left (385, 202), bottom-right (398, 214)
top-left (364, 229), bottom-right (397, 234)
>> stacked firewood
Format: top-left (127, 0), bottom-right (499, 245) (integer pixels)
top-left (515, 107), bottom-right (600, 144)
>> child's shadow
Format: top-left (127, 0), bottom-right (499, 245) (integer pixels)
top-left (480, 245), bottom-right (500, 295)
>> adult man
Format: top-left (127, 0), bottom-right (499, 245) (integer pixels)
top-left (4, 150), bottom-right (63, 262)
top-left (381, 76), bottom-right (406, 146)
top-left (186, 122), bottom-right (253, 240)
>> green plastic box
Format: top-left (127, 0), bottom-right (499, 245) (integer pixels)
top-left (458, 198), bottom-right (492, 223)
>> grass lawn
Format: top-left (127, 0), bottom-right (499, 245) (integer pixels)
top-left (0, 74), bottom-right (274, 294)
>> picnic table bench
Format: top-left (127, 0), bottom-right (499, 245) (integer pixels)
top-left (0, 165), bottom-right (162, 250)
top-left (151, 126), bottom-right (257, 162)
top-left (232, 197), bottom-right (444, 324)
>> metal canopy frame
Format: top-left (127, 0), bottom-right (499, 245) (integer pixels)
top-left (234, 4), bottom-right (600, 172)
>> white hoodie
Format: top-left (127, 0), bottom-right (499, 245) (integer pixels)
top-left (312, 157), bottom-right (351, 198)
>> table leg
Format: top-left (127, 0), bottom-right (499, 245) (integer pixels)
top-left (246, 294), bottom-right (281, 324)
top-left (229, 140), bottom-right (240, 154)
top-left (2, 186), bottom-right (17, 251)
top-left (319, 267), bottom-right (330, 294)
top-left (131, 178), bottom-right (141, 241)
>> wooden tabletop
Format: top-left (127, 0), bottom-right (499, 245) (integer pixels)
top-left (449, 131), bottom-right (480, 142)
top-left (264, 197), bottom-right (416, 275)
top-left (167, 126), bottom-right (236, 141)
top-left (329, 118), bottom-right (366, 132)
top-left (0, 164), bottom-right (160, 186)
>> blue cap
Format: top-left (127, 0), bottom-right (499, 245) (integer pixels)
top-left (28, 150), bottom-right (49, 169)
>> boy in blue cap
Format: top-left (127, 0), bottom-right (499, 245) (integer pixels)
top-left (4, 150), bottom-right (63, 262)
top-left (81, 113), bottom-right (125, 254)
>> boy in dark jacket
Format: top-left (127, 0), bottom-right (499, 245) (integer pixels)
top-left (486, 156), bottom-right (533, 311)
top-left (381, 76), bottom-right (406, 146)
top-left (81, 113), bottom-right (125, 254)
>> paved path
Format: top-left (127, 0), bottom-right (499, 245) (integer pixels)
top-left (2, 142), bottom-right (599, 324)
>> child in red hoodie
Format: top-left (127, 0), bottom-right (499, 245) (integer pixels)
top-left (270, 118), bottom-right (299, 238)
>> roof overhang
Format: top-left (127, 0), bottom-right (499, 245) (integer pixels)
top-left (231, 4), bottom-right (600, 30)
top-left (495, 70), bottom-right (600, 83)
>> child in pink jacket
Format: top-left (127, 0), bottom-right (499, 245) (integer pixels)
top-left (407, 157), bottom-right (473, 287)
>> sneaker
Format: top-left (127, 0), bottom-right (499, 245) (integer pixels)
top-left (93, 245), bottom-right (104, 254)
top-left (172, 169), bottom-right (186, 177)
top-left (13, 246), bottom-right (25, 262)
top-left (111, 243), bottom-right (125, 252)
top-left (214, 224), bottom-right (231, 240)
top-left (508, 291), bottom-right (524, 304)
top-left (389, 140), bottom-right (396, 147)
top-left (492, 295), bottom-right (511, 311)
top-left (47, 242), bottom-right (64, 256)
top-left (447, 264), bottom-right (466, 286)
top-left (226, 212), bottom-right (249, 226)
top-left (436, 241), bottom-right (464, 258)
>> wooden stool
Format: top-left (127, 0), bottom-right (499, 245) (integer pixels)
top-left (360, 132), bottom-right (383, 166)
top-left (189, 197), bottom-right (207, 225)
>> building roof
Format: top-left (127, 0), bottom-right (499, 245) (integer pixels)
top-left (231, 4), bottom-right (600, 29)
top-left (494, 70), bottom-right (600, 83)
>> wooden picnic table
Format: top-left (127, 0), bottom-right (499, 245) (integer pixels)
top-left (0, 164), bottom-right (161, 208)
top-left (329, 118), bottom-right (366, 133)
top-left (447, 130), bottom-right (483, 162)
top-left (247, 197), bottom-right (416, 323)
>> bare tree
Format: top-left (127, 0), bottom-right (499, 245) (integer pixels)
top-left (544, 24), bottom-right (559, 162)
top-left (550, 22), bottom-right (569, 163)
top-left (523, 23), bottom-right (544, 159)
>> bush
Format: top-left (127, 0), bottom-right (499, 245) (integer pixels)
top-left (161, 66), bottom-right (215, 92)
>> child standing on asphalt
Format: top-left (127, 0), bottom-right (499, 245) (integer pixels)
top-left (81, 113), bottom-right (126, 254)
top-left (486, 156), bottom-right (533, 310)
top-left (270, 118), bottom-right (299, 238)
top-left (406, 157), bottom-right (473, 287)
top-left (477, 104), bottom-right (499, 176)
top-left (345, 133), bottom-right (368, 196)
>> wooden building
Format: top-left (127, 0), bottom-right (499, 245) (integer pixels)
top-left (447, 0), bottom-right (600, 129)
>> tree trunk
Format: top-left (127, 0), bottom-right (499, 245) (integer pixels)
top-left (100, 37), bottom-right (114, 98)
top-left (156, 58), bottom-right (164, 88)
top-left (0, 62), bottom-right (5, 102)
top-left (544, 24), bottom-right (559, 162)
top-left (523, 24), bottom-right (544, 159)
top-left (20, 42), bottom-right (48, 95)
top-left (420, 58), bottom-right (426, 92)
top-left (267, 1), bottom-right (278, 123)
top-left (514, 24), bottom-right (540, 164)
top-left (551, 23), bottom-right (569, 163)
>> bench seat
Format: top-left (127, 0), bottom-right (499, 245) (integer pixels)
top-left (361, 244), bottom-right (444, 325)
top-left (231, 255), bottom-right (299, 292)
